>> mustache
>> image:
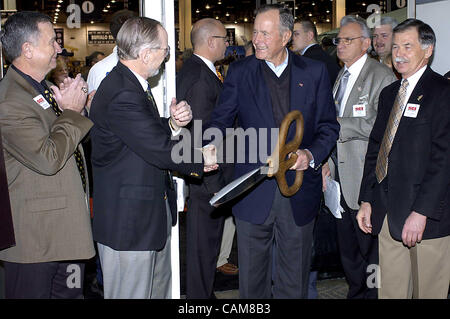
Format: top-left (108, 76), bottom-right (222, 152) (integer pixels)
top-left (394, 57), bottom-right (409, 63)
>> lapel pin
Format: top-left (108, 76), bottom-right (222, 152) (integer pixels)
top-left (298, 82), bottom-right (304, 87)
top-left (357, 86), bottom-right (362, 92)
top-left (417, 95), bottom-right (423, 101)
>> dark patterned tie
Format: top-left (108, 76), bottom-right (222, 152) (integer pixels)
top-left (144, 86), bottom-right (173, 191)
top-left (43, 89), bottom-right (86, 192)
top-left (375, 79), bottom-right (409, 183)
top-left (145, 85), bottom-right (160, 115)
top-left (216, 69), bottom-right (224, 83)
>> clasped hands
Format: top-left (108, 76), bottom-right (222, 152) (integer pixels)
top-left (51, 74), bottom-right (95, 113)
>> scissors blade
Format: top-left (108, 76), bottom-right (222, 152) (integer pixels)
top-left (209, 164), bottom-right (269, 207)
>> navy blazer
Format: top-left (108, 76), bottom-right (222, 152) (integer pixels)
top-left (90, 61), bottom-right (203, 251)
top-left (209, 51), bottom-right (339, 226)
top-left (359, 67), bottom-right (450, 240)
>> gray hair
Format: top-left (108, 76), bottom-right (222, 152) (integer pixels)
top-left (116, 17), bottom-right (163, 60)
top-left (340, 15), bottom-right (371, 39)
top-left (379, 16), bottom-right (398, 30)
top-left (255, 4), bottom-right (294, 36)
top-left (394, 18), bottom-right (436, 50)
top-left (0, 11), bottom-right (52, 63)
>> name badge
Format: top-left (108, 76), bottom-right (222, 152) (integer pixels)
top-left (404, 103), bottom-right (420, 118)
top-left (33, 94), bottom-right (51, 110)
top-left (352, 104), bottom-right (366, 117)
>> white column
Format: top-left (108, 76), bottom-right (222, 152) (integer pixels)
top-left (141, 0), bottom-right (181, 300)
top-left (407, 0), bottom-right (416, 18)
top-left (332, 0), bottom-right (346, 29)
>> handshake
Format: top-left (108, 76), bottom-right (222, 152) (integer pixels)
top-left (202, 145), bottom-right (218, 173)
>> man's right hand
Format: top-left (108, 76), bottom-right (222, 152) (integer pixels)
top-left (203, 145), bottom-right (218, 172)
top-left (356, 202), bottom-right (373, 234)
top-left (51, 73), bottom-right (88, 113)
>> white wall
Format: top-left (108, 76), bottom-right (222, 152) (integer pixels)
top-left (416, 0), bottom-right (450, 75)
top-left (54, 23), bottom-right (115, 63)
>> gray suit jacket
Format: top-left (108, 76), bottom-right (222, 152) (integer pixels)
top-left (0, 66), bottom-right (95, 263)
top-left (330, 56), bottom-right (396, 210)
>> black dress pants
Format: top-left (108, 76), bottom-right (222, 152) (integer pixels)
top-left (336, 200), bottom-right (378, 299)
top-left (3, 260), bottom-right (85, 299)
top-left (186, 186), bottom-right (226, 299)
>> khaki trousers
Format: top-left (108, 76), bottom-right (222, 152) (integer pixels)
top-left (379, 216), bottom-right (450, 299)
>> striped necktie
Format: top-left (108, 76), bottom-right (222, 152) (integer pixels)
top-left (216, 69), bottom-right (224, 83)
top-left (375, 79), bottom-right (409, 183)
top-left (43, 89), bottom-right (86, 192)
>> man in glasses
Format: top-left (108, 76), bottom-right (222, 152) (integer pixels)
top-left (89, 17), bottom-right (216, 299)
top-left (176, 18), bottom-right (234, 299)
top-left (323, 15), bottom-right (396, 299)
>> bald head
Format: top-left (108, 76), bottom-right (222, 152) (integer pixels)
top-left (191, 18), bottom-right (224, 48)
top-left (190, 18), bottom-right (228, 62)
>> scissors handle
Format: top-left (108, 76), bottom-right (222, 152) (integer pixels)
top-left (267, 110), bottom-right (304, 197)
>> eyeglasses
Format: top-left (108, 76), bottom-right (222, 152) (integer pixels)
top-left (153, 45), bottom-right (171, 57)
top-left (212, 35), bottom-right (229, 43)
top-left (332, 36), bottom-right (365, 45)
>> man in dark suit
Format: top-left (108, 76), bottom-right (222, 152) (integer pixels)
top-left (292, 19), bottom-right (340, 85)
top-left (176, 18), bottom-right (232, 299)
top-left (89, 17), bottom-right (215, 299)
top-left (357, 19), bottom-right (450, 299)
top-left (208, 5), bottom-right (339, 298)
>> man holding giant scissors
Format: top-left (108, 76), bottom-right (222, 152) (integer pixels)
top-left (208, 5), bottom-right (339, 298)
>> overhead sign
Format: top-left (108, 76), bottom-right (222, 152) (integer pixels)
top-left (88, 30), bottom-right (115, 44)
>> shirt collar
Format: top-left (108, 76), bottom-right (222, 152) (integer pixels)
top-left (129, 68), bottom-right (149, 92)
top-left (402, 65), bottom-right (427, 88)
top-left (301, 43), bottom-right (316, 55)
top-left (194, 54), bottom-right (218, 77)
top-left (10, 64), bottom-right (48, 94)
top-left (265, 48), bottom-right (289, 77)
top-left (345, 53), bottom-right (368, 75)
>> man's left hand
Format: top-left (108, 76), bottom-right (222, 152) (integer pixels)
top-left (289, 149), bottom-right (313, 171)
top-left (170, 98), bottom-right (192, 128)
top-left (401, 211), bottom-right (427, 248)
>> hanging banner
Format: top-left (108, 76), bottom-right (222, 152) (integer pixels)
top-left (87, 30), bottom-right (115, 44)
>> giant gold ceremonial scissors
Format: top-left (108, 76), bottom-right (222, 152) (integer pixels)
top-left (210, 110), bottom-right (304, 207)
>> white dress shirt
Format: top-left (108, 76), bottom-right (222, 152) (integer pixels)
top-left (400, 65), bottom-right (427, 113)
top-left (265, 48), bottom-right (289, 77)
top-left (194, 54), bottom-right (219, 78)
top-left (337, 53), bottom-right (368, 117)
